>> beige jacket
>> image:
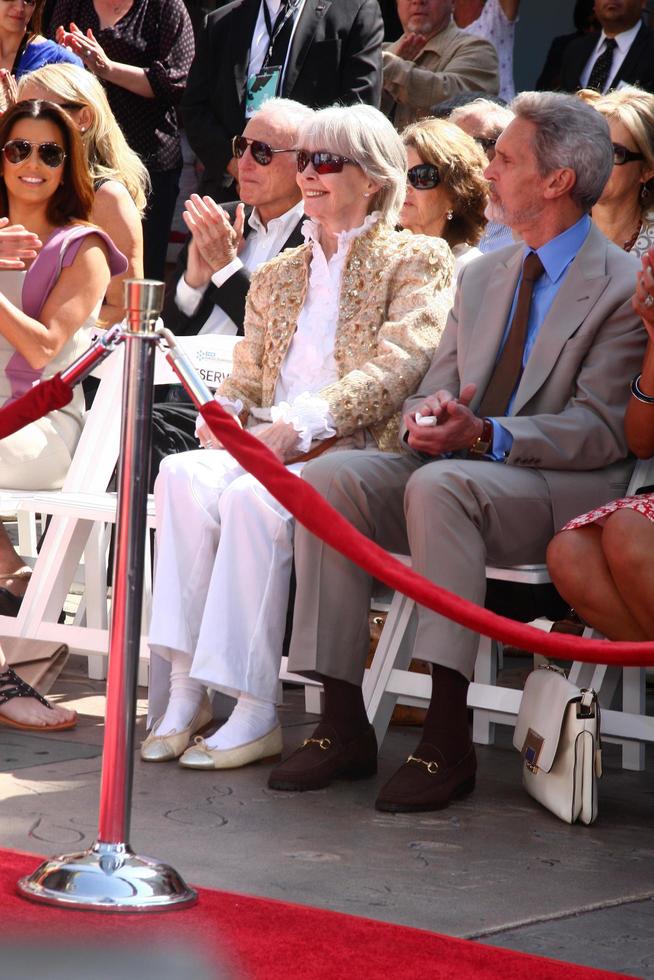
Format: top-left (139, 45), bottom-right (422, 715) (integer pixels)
top-left (405, 224), bottom-right (647, 529)
top-left (219, 223), bottom-right (454, 453)
top-left (382, 19), bottom-right (500, 130)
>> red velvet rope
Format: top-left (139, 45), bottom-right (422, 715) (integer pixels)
top-left (200, 400), bottom-right (654, 666)
top-left (0, 374), bottom-right (73, 440)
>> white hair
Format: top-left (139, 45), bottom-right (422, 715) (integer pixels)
top-left (295, 104), bottom-right (407, 225)
top-left (449, 98), bottom-right (515, 137)
top-left (254, 97), bottom-right (315, 139)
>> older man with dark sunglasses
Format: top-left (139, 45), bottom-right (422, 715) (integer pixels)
top-left (164, 97), bottom-right (312, 339)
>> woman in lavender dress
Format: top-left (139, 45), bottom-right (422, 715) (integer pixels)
top-left (0, 99), bottom-right (126, 730)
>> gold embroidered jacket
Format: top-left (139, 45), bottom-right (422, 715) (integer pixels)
top-left (218, 222), bottom-right (454, 452)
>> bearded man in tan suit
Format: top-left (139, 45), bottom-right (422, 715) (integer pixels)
top-left (382, 0), bottom-right (499, 129)
top-left (268, 91), bottom-right (648, 812)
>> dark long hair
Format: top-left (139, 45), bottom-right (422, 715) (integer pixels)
top-left (0, 100), bottom-right (94, 225)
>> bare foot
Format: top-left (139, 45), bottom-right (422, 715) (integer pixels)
top-left (0, 696), bottom-right (76, 728)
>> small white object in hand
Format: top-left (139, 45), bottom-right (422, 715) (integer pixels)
top-left (415, 412), bottom-right (438, 427)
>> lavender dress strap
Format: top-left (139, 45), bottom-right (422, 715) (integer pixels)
top-left (22, 224), bottom-right (128, 320)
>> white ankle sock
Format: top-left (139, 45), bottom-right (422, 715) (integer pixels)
top-left (156, 651), bottom-right (205, 735)
top-left (203, 693), bottom-right (278, 751)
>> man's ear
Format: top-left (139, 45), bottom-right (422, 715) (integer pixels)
top-left (543, 167), bottom-right (576, 201)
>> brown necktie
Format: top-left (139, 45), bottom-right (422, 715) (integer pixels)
top-left (477, 251), bottom-right (545, 418)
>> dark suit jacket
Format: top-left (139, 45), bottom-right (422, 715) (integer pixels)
top-left (163, 202), bottom-right (306, 336)
top-left (181, 0), bottom-right (384, 194)
top-left (559, 23), bottom-right (654, 93)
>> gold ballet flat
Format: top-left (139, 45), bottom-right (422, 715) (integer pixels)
top-left (178, 724), bottom-right (283, 770)
top-left (140, 695), bottom-right (213, 763)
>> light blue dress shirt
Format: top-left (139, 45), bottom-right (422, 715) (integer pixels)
top-left (488, 214), bottom-right (592, 460)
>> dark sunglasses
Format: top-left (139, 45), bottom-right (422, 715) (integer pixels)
top-left (475, 136), bottom-right (497, 154)
top-left (0, 0), bottom-right (36, 7)
top-left (3, 139), bottom-right (66, 168)
top-left (407, 163), bottom-right (440, 190)
top-left (59, 101), bottom-right (86, 112)
top-left (232, 135), bottom-right (294, 166)
top-left (296, 149), bottom-right (357, 174)
top-left (612, 142), bottom-right (645, 166)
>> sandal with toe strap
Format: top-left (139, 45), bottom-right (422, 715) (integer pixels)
top-left (0, 667), bottom-right (76, 731)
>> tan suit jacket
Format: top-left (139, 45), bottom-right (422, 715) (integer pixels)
top-left (405, 223), bottom-right (647, 529)
top-left (219, 223), bottom-right (454, 452)
top-left (382, 19), bottom-right (499, 130)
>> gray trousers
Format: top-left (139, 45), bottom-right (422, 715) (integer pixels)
top-left (287, 450), bottom-right (556, 683)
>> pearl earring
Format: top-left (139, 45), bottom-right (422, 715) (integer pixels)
top-left (446, 210), bottom-right (453, 221)
top-left (363, 191), bottom-right (372, 198)
top-left (80, 127), bottom-right (86, 133)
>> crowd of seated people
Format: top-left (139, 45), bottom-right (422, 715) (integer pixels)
top-left (1, 0), bottom-right (654, 821)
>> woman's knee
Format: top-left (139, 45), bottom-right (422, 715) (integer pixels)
top-left (602, 510), bottom-right (654, 577)
top-left (546, 529), bottom-right (591, 598)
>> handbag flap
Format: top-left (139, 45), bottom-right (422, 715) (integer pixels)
top-left (1, 636), bottom-right (67, 666)
top-left (513, 667), bottom-right (581, 773)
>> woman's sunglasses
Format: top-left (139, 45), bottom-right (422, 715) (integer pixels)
top-left (407, 163), bottom-right (440, 190)
top-left (3, 139), bottom-right (66, 168)
top-left (232, 134), bottom-right (294, 166)
top-left (296, 150), bottom-right (356, 174)
top-left (612, 142), bottom-right (645, 166)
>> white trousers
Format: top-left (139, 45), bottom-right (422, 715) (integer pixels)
top-left (149, 449), bottom-right (304, 706)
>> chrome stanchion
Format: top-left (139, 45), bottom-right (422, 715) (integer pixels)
top-left (18, 281), bottom-right (197, 911)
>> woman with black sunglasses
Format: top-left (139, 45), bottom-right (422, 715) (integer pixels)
top-left (400, 117), bottom-right (489, 279)
top-left (143, 104), bottom-right (454, 773)
top-left (0, 101), bottom-right (125, 644)
top-left (578, 86), bottom-right (654, 256)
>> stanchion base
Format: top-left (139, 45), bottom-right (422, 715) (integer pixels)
top-left (17, 840), bottom-right (197, 912)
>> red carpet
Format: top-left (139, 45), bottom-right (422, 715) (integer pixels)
top-left (0, 847), bottom-right (636, 979)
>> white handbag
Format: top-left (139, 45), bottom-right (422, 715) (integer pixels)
top-left (513, 665), bottom-right (602, 825)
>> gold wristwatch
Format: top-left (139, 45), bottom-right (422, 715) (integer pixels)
top-left (468, 417), bottom-right (493, 458)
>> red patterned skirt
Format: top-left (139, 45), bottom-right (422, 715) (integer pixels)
top-left (562, 493), bottom-right (654, 530)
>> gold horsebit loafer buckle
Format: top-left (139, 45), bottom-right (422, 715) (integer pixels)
top-left (407, 754), bottom-right (439, 774)
top-left (302, 737), bottom-right (332, 750)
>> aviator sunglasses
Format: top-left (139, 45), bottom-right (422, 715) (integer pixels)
top-left (612, 142), bottom-right (645, 166)
top-left (296, 149), bottom-right (357, 174)
top-left (232, 134), bottom-right (294, 166)
top-left (407, 163), bottom-right (440, 190)
top-left (3, 138), bottom-right (66, 168)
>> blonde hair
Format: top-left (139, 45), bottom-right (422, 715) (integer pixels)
top-left (295, 104), bottom-right (407, 225)
top-left (579, 85), bottom-right (654, 209)
top-left (402, 117), bottom-right (488, 247)
top-left (18, 63), bottom-right (150, 214)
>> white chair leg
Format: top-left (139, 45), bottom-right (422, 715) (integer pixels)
top-left (621, 667), bottom-right (646, 771)
top-left (472, 634), bottom-right (498, 745)
top-left (363, 594), bottom-right (417, 745)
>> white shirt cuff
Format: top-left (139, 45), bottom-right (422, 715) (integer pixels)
top-left (270, 393), bottom-right (336, 452)
top-left (211, 256), bottom-right (244, 289)
top-left (176, 275), bottom-right (207, 316)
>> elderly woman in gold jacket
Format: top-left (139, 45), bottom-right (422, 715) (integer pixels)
top-left (143, 104), bottom-right (453, 771)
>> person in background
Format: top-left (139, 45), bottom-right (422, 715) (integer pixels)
top-left (0, 99), bottom-right (126, 617)
top-left (547, 251), bottom-right (654, 643)
top-left (142, 105), bottom-right (453, 772)
top-left (382, 0), bottom-right (499, 130)
top-left (536, 0), bottom-right (598, 91)
top-left (453, 0), bottom-right (521, 103)
top-left (0, 0), bottom-right (80, 88)
top-left (181, 0), bottom-right (383, 203)
top-left (18, 62), bottom-right (147, 324)
top-left (400, 116), bottom-right (487, 276)
top-left (449, 95), bottom-right (515, 252)
top-left (48, 0), bottom-right (194, 280)
top-left (578, 85), bottom-right (654, 256)
top-left (559, 0), bottom-right (654, 96)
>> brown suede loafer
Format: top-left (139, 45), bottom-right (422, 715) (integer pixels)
top-left (375, 742), bottom-right (476, 813)
top-left (268, 722), bottom-right (378, 792)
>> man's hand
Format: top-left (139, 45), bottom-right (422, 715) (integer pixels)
top-left (182, 194), bottom-right (245, 274)
top-left (252, 419), bottom-right (300, 463)
top-left (404, 383), bottom-right (482, 455)
top-left (0, 218), bottom-right (41, 269)
top-left (184, 237), bottom-right (214, 290)
top-left (390, 32), bottom-right (428, 61)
